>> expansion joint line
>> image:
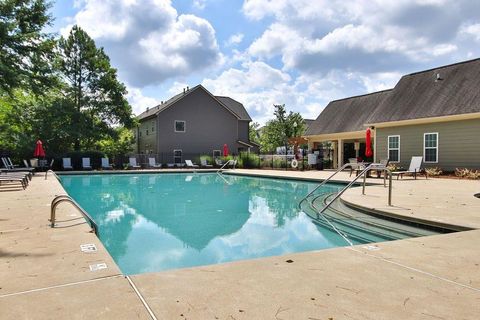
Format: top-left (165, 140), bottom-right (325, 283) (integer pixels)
top-left (0, 274), bottom-right (123, 299)
top-left (126, 275), bottom-right (158, 320)
top-left (348, 247), bottom-right (480, 293)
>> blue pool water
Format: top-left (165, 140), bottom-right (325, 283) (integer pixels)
top-left (59, 173), bottom-right (357, 274)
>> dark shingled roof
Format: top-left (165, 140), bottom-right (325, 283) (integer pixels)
top-left (136, 85), bottom-right (252, 122)
top-left (305, 90), bottom-right (392, 135)
top-left (306, 58), bottom-right (480, 136)
top-left (368, 58), bottom-right (480, 123)
top-left (304, 119), bottom-right (315, 129)
top-left (215, 96), bottom-right (252, 121)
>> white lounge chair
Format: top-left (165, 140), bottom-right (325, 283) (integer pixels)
top-left (200, 158), bottom-right (213, 168)
top-left (82, 157), bottom-right (92, 170)
top-left (392, 156), bottom-right (426, 180)
top-left (101, 158), bottom-right (113, 170)
top-left (214, 158), bottom-right (223, 167)
top-left (63, 158), bottom-right (73, 170)
top-left (129, 157), bottom-right (141, 169)
top-left (1, 158), bottom-right (34, 175)
top-left (185, 160), bottom-right (199, 168)
top-left (148, 157), bottom-right (162, 168)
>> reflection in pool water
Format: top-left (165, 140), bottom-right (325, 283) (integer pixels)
top-left (60, 173), bottom-right (349, 275)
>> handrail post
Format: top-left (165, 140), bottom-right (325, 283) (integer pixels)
top-left (362, 171), bottom-right (367, 195)
top-left (50, 195), bottom-right (99, 235)
top-left (388, 171), bottom-right (392, 206)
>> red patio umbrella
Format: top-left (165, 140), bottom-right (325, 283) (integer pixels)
top-left (223, 144), bottom-right (229, 157)
top-left (34, 140), bottom-right (46, 157)
top-left (365, 128), bottom-right (373, 157)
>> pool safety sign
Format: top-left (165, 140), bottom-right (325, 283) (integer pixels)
top-left (89, 263), bottom-right (108, 271)
top-left (80, 243), bottom-right (97, 253)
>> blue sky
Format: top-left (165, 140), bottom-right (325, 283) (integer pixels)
top-left (50, 0), bottom-right (480, 124)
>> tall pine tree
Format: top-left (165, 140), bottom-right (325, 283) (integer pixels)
top-left (57, 25), bottom-right (135, 150)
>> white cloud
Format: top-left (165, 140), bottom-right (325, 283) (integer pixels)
top-left (63, 0), bottom-right (222, 87)
top-left (225, 33), bottom-right (244, 47)
top-left (244, 0), bottom-right (480, 74)
top-left (460, 23), bottom-right (480, 41)
top-left (126, 86), bottom-right (161, 116)
top-left (192, 0), bottom-right (206, 10)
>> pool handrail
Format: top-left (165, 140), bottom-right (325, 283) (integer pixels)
top-left (313, 163), bottom-right (393, 215)
top-left (216, 159), bottom-right (233, 173)
top-left (50, 194), bottom-right (99, 235)
top-left (298, 163), bottom-right (355, 209)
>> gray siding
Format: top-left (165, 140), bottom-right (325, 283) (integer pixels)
top-left (156, 88), bottom-right (240, 156)
top-left (238, 120), bottom-right (250, 142)
top-left (376, 118), bottom-right (480, 170)
top-left (137, 118), bottom-right (157, 154)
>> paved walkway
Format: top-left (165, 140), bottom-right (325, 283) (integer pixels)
top-left (1, 170), bottom-right (479, 319)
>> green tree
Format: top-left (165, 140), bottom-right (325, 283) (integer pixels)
top-left (95, 127), bottom-right (135, 160)
top-left (249, 121), bottom-right (260, 144)
top-left (57, 25), bottom-right (135, 150)
top-left (259, 104), bottom-right (306, 152)
top-left (0, 0), bottom-right (56, 94)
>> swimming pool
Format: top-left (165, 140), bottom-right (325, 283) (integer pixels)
top-left (59, 173), bottom-right (437, 274)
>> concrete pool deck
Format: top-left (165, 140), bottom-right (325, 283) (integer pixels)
top-left (1, 169), bottom-right (479, 319)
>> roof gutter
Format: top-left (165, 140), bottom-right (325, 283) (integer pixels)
top-left (365, 112), bottom-right (480, 128)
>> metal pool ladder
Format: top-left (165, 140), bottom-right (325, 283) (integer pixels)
top-left (299, 163), bottom-right (393, 213)
top-left (216, 159), bottom-right (235, 174)
top-left (50, 195), bottom-right (99, 235)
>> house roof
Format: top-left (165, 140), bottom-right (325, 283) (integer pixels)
top-left (136, 85), bottom-right (252, 121)
top-left (306, 58), bottom-right (480, 136)
top-left (305, 90), bottom-right (392, 135)
top-left (215, 96), bottom-right (252, 121)
top-left (368, 58), bottom-right (480, 124)
top-left (304, 119), bottom-right (315, 129)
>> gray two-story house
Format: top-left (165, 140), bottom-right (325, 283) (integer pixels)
top-left (135, 85), bottom-right (258, 163)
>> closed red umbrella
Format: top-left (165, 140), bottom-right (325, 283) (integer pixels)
top-left (365, 128), bottom-right (373, 157)
top-left (34, 140), bottom-right (46, 157)
top-left (223, 144), bottom-right (229, 157)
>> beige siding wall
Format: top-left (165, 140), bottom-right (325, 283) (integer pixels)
top-left (376, 118), bottom-right (480, 170)
top-left (137, 117), bottom-right (157, 154)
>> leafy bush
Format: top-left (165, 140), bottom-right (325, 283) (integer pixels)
top-left (200, 155), bottom-right (213, 165)
top-left (387, 163), bottom-right (401, 172)
top-left (425, 167), bottom-right (443, 176)
top-left (238, 152), bottom-right (261, 169)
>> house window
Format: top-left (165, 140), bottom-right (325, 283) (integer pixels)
top-left (174, 149), bottom-right (182, 164)
top-left (146, 129), bottom-right (149, 136)
top-left (175, 120), bottom-right (186, 132)
top-left (213, 150), bottom-right (221, 158)
top-left (152, 121), bottom-right (155, 132)
top-left (424, 133), bottom-right (438, 163)
top-left (387, 135), bottom-right (400, 162)
top-left (139, 131), bottom-right (142, 137)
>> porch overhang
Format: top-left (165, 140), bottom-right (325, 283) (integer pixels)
top-left (303, 130), bottom-right (366, 142)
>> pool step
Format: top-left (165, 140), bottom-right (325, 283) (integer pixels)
top-left (300, 192), bottom-right (437, 244)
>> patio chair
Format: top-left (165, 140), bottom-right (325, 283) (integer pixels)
top-left (82, 157), bottom-right (92, 170)
top-left (374, 159), bottom-right (390, 178)
top-left (7, 157), bottom-right (35, 173)
top-left (2, 158), bottom-right (35, 176)
top-left (214, 158), bottom-right (224, 167)
top-left (30, 158), bottom-right (39, 168)
top-left (200, 158), bottom-right (213, 168)
top-left (148, 157), bottom-right (162, 168)
top-left (0, 174), bottom-right (27, 189)
top-left (391, 156), bottom-right (427, 180)
top-left (185, 160), bottom-right (199, 168)
top-left (101, 158), bottom-right (113, 170)
top-left (62, 158), bottom-right (73, 170)
top-left (348, 158), bottom-right (365, 177)
top-left (129, 157), bottom-right (141, 169)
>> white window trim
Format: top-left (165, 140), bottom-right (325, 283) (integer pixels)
top-left (387, 135), bottom-right (400, 163)
top-left (423, 132), bottom-right (439, 163)
top-left (213, 150), bottom-right (221, 158)
top-left (174, 120), bottom-right (186, 133)
top-left (173, 149), bottom-right (182, 163)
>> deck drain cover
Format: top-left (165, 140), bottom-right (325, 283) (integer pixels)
top-left (80, 244), bottom-right (97, 253)
top-left (89, 263), bottom-right (107, 271)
